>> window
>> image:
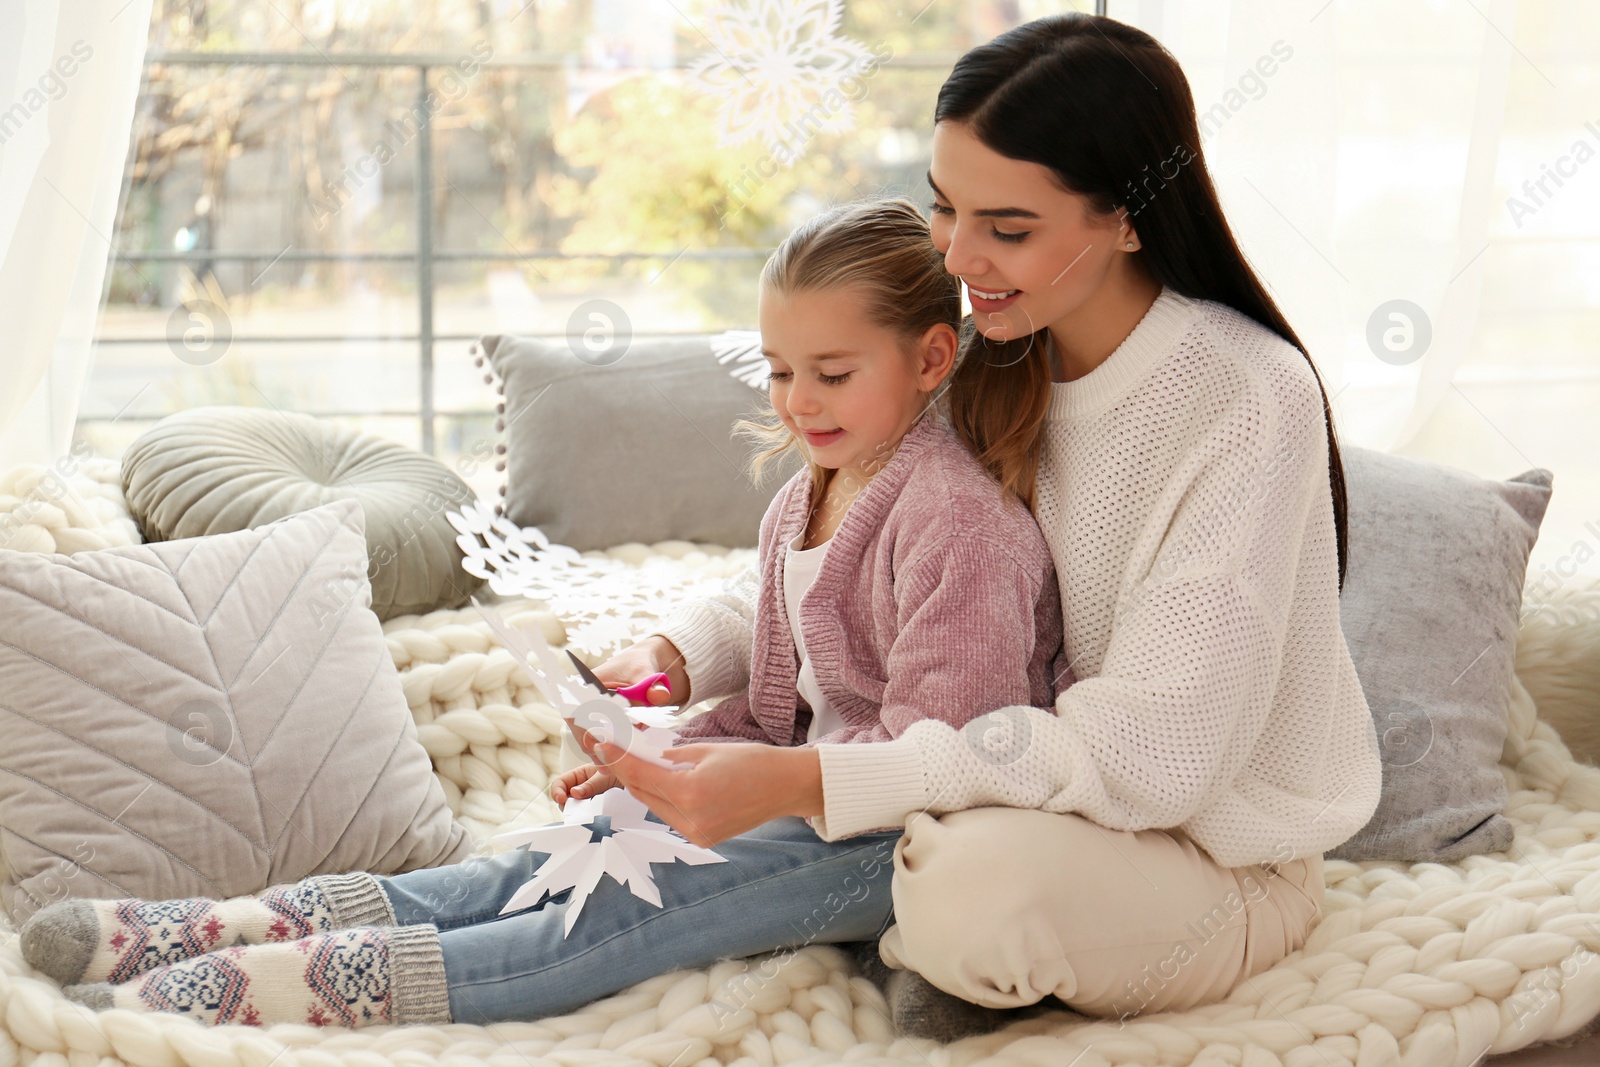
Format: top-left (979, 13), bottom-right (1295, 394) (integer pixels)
top-left (85, 0), bottom-right (1096, 502)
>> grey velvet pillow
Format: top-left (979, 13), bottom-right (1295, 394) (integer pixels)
top-left (121, 406), bottom-right (483, 621)
top-left (1329, 448), bottom-right (1552, 863)
top-left (0, 500), bottom-right (471, 923)
top-left (480, 333), bottom-right (800, 550)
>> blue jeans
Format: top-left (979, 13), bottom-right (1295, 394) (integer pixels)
top-left (373, 815), bottom-right (903, 1024)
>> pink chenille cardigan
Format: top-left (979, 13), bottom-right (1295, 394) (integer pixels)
top-left (674, 409), bottom-right (1071, 748)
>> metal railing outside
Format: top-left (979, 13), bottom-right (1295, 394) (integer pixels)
top-left (105, 48), bottom-right (973, 452)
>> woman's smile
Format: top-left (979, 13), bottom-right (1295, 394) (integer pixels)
top-left (967, 283), bottom-right (1023, 313)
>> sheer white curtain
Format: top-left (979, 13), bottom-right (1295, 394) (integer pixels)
top-left (1112, 0), bottom-right (1600, 578)
top-left (0, 0), bottom-right (153, 470)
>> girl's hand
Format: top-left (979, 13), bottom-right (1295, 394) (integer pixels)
top-left (550, 762), bottom-right (618, 807)
top-left (593, 634), bottom-right (690, 708)
top-left (593, 741), bottom-right (824, 847)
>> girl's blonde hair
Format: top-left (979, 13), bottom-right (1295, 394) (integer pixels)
top-left (734, 198), bottom-right (962, 518)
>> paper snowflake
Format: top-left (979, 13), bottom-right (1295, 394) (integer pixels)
top-left (688, 0), bottom-right (875, 154)
top-left (448, 502), bottom-right (747, 661)
top-left (470, 595), bottom-right (685, 762)
top-left (470, 597), bottom-right (725, 935)
top-left (713, 329), bottom-right (770, 391)
top-left (489, 788), bottom-right (726, 934)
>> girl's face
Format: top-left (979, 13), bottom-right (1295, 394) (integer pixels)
top-left (927, 120), bottom-right (1135, 345)
top-left (759, 283), bottom-right (953, 481)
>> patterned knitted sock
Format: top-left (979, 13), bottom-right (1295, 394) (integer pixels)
top-left (20, 872), bottom-right (394, 986)
top-left (62, 924), bottom-right (450, 1029)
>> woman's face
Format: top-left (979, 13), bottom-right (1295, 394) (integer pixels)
top-left (928, 120), bottom-right (1134, 345)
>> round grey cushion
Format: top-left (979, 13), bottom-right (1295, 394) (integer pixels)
top-left (121, 406), bottom-right (483, 620)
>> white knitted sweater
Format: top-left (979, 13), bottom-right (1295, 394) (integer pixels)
top-left (652, 287), bottom-right (1382, 868)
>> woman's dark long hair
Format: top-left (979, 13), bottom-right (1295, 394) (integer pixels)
top-left (935, 12), bottom-right (1349, 589)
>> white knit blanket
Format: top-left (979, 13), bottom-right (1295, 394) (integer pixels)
top-left (0, 456), bottom-right (140, 553)
top-left (4, 469), bottom-right (1600, 1066)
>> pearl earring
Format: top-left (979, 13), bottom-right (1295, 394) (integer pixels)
top-left (1125, 241), bottom-right (1136, 250)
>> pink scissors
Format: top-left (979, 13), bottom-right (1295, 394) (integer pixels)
top-left (566, 649), bottom-right (672, 704)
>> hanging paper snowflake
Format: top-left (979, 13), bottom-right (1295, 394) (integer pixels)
top-left (713, 329), bottom-right (770, 391)
top-left (688, 0), bottom-right (876, 155)
top-left (490, 789), bottom-right (726, 935)
top-left (447, 501), bottom-right (753, 661)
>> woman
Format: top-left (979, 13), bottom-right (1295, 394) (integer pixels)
top-left (28, 13), bottom-right (1379, 1041)
top-left (599, 10), bottom-right (1380, 1029)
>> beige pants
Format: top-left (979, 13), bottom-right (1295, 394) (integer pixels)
top-left (878, 807), bottom-right (1325, 1019)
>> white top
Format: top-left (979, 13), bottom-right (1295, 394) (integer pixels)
top-left (653, 286), bottom-right (1383, 867)
top-left (809, 287), bottom-right (1382, 864)
top-left (784, 531), bottom-right (845, 743)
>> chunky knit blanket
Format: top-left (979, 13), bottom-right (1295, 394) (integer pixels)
top-left (3, 467), bottom-right (1600, 1066)
top-left (0, 456), bottom-right (140, 553)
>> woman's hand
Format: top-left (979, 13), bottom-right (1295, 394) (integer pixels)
top-left (550, 762), bottom-right (618, 807)
top-left (593, 741), bottom-right (824, 847)
top-left (593, 634), bottom-right (690, 707)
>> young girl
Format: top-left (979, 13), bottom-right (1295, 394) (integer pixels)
top-left (26, 11), bottom-right (1383, 1045)
top-left (557, 197), bottom-right (1070, 807)
top-left (21, 198), bottom-right (1070, 1030)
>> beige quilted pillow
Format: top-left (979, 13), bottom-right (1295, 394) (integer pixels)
top-left (0, 499), bottom-right (471, 924)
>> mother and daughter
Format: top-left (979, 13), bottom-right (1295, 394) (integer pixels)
top-left (23, 12), bottom-right (1380, 1041)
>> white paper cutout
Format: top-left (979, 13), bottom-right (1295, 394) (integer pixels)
top-left (469, 596), bottom-right (726, 936)
top-left (448, 502), bottom-right (750, 661)
top-left (489, 788), bottom-right (727, 933)
top-left (712, 330), bottom-right (770, 391)
top-left (469, 595), bottom-right (689, 772)
top-left (687, 0), bottom-right (875, 155)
